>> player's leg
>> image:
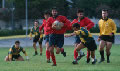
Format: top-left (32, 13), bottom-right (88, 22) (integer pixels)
top-left (106, 41), bottom-right (112, 63)
top-left (16, 56), bottom-right (24, 61)
top-left (5, 56), bottom-right (9, 61)
top-left (86, 49), bottom-right (91, 63)
top-left (91, 51), bottom-right (97, 64)
top-left (57, 34), bottom-right (66, 57)
top-left (33, 42), bottom-right (38, 56)
top-left (49, 34), bottom-right (56, 66)
top-left (72, 42), bottom-right (85, 64)
top-left (46, 42), bottom-right (51, 63)
top-left (39, 38), bottom-right (43, 56)
top-left (74, 36), bottom-right (85, 61)
top-left (99, 40), bottom-right (106, 63)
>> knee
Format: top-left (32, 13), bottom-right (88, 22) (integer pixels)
top-left (56, 51), bottom-right (60, 54)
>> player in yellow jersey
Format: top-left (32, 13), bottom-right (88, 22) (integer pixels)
top-left (98, 9), bottom-right (117, 63)
top-left (65, 23), bottom-right (97, 64)
top-left (5, 40), bottom-right (29, 61)
top-left (30, 20), bottom-right (43, 56)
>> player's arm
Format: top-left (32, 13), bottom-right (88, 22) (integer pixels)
top-left (22, 48), bottom-right (29, 60)
top-left (29, 28), bottom-right (33, 40)
top-left (39, 22), bottom-right (44, 32)
top-left (98, 21), bottom-right (101, 41)
top-left (64, 32), bottom-right (76, 37)
top-left (111, 20), bottom-right (117, 36)
top-left (8, 48), bottom-right (13, 61)
top-left (85, 18), bottom-right (94, 30)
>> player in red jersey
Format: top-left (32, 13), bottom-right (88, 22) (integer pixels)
top-left (47, 7), bottom-right (71, 66)
top-left (39, 11), bottom-right (51, 63)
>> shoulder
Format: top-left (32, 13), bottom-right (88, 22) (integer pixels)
top-left (108, 18), bottom-right (115, 22)
top-left (58, 15), bottom-right (67, 19)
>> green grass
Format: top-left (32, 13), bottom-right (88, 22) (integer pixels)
top-left (0, 45), bottom-right (120, 71)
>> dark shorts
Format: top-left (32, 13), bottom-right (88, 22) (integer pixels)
top-left (11, 54), bottom-right (21, 61)
top-left (49, 34), bottom-right (64, 48)
top-left (33, 35), bottom-right (43, 44)
top-left (82, 37), bottom-right (97, 51)
top-left (75, 35), bottom-right (81, 44)
top-left (44, 35), bottom-right (49, 43)
top-left (100, 35), bottom-right (115, 43)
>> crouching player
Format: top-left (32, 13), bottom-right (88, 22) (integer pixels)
top-left (5, 40), bottom-right (29, 61)
top-left (30, 20), bottom-right (43, 56)
top-left (65, 23), bottom-right (97, 64)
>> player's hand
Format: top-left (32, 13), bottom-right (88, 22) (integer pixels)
top-left (26, 56), bottom-right (29, 61)
top-left (64, 35), bottom-right (69, 37)
top-left (84, 26), bottom-right (87, 30)
top-left (52, 24), bottom-right (57, 29)
top-left (60, 22), bottom-right (64, 27)
top-left (109, 33), bottom-right (113, 37)
top-left (97, 38), bottom-right (100, 42)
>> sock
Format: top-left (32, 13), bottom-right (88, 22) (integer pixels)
top-left (79, 50), bottom-right (84, 55)
top-left (91, 58), bottom-right (94, 62)
top-left (35, 51), bottom-right (37, 54)
top-left (46, 50), bottom-right (50, 60)
top-left (107, 53), bottom-right (111, 61)
top-left (87, 50), bottom-right (90, 59)
top-left (74, 49), bottom-right (78, 60)
top-left (61, 48), bottom-right (64, 54)
top-left (50, 53), bottom-right (56, 65)
top-left (100, 51), bottom-right (104, 59)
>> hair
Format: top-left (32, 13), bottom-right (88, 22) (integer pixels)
top-left (15, 40), bottom-right (20, 44)
top-left (34, 20), bottom-right (39, 24)
top-left (77, 9), bottom-right (84, 13)
top-left (72, 23), bottom-right (80, 29)
top-left (102, 9), bottom-right (108, 12)
top-left (44, 10), bottom-right (50, 15)
top-left (51, 7), bottom-right (58, 11)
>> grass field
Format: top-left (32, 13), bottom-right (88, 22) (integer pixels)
top-left (0, 45), bottom-right (120, 71)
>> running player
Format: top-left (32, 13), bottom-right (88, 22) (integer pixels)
top-left (98, 9), bottom-right (117, 63)
top-left (65, 23), bottom-right (97, 64)
top-left (5, 40), bottom-right (29, 61)
top-left (39, 11), bottom-right (51, 63)
top-left (30, 20), bottom-right (43, 56)
top-left (47, 7), bottom-right (71, 66)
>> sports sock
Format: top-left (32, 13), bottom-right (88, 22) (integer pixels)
top-left (51, 53), bottom-right (56, 65)
top-left (74, 49), bottom-right (78, 60)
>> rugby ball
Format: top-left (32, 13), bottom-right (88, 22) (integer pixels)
top-left (52, 20), bottom-right (63, 30)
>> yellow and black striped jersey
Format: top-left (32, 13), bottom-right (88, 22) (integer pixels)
top-left (8, 45), bottom-right (27, 59)
top-left (29, 26), bottom-right (43, 38)
top-left (74, 27), bottom-right (93, 43)
top-left (98, 18), bottom-right (117, 36)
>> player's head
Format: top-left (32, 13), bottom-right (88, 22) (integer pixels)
top-left (44, 10), bottom-right (50, 20)
top-left (34, 20), bottom-right (39, 26)
top-left (15, 40), bottom-right (20, 48)
top-left (72, 23), bottom-right (80, 31)
top-left (102, 9), bottom-right (108, 19)
top-left (51, 7), bottom-right (58, 16)
top-left (77, 9), bottom-right (84, 19)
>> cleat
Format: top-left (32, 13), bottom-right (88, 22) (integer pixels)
top-left (62, 52), bottom-right (66, 57)
top-left (99, 58), bottom-right (105, 63)
top-left (72, 60), bottom-right (78, 64)
top-left (33, 52), bottom-right (38, 56)
top-left (47, 60), bottom-right (51, 63)
top-left (107, 60), bottom-right (110, 63)
top-left (77, 53), bottom-right (85, 61)
top-left (86, 58), bottom-right (90, 63)
top-left (92, 59), bottom-right (97, 64)
top-left (40, 53), bottom-right (42, 56)
top-left (52, 64), bottom-right (57, 66)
